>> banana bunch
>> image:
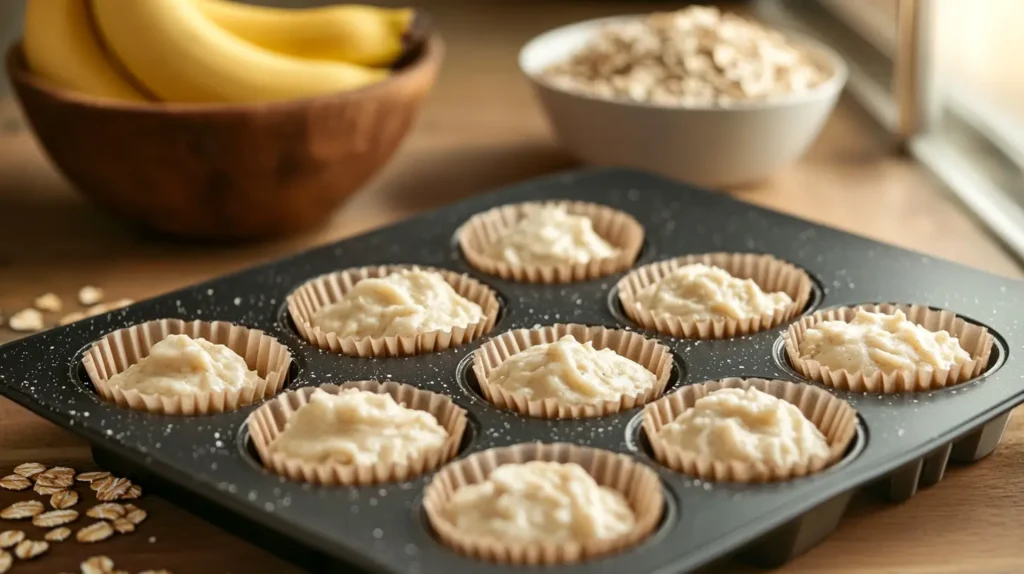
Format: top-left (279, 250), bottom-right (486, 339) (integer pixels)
top-left (22, 0), bottom-right (419, 103)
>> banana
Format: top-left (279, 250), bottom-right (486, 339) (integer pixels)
top-left (91, 0), bottom-right (389, 103)
top-left (22, 0), bottom-right (146, 101)
top-left (194, 0), bottom-right (416, 68)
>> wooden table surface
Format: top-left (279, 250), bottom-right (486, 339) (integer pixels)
top-left (2, 1), bottom-right (1023, 573)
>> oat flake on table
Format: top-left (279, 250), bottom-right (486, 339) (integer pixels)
top-left (541, 6), bottom-right (829, 106)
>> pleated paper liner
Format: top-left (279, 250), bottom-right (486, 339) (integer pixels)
top-left (472, 324), bottom-right (674, 419)
top-left (286, 264), bottom-right (500, 357)
top-left (458, 200), bottom-right (645, 284)
top-left (784, 303), bottom-right (994, 393)
top-left (642, 378), bottom-right (857, 483)
top-left (82, 319), bottom-right (292, 416)
top-left (616, 252), bottom-right (813, 339)
top-left (248, 381), bottom-right (468, 486)
top-left (423, 442), bottom-right (663, 565)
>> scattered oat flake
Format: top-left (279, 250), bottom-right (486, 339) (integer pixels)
top-left (112, 518), bottom-right (135, 534)
top-left (76, 521), bottom-right (114, 543)
top-left (59, 311), bottom-right (87, 326)
top-left (32, 509), bottom-right (79, 528)
top-left (13, 539), bottom-right (48, 560)
top-left (8, 308), bottom-right (44, 332)
top-left (0, 531), bottom-right (24, 549)
top-left (76, 471), bottom-right (111, 483)
top-left (0, 500), bottom-right (44, 520)
top-left (120, 484), bottom-right (142, 500)
top-left (97, 478), bottom-right (132, 502)
top-left (0, 550), bottom-right (9, 574)
top-left (86, 503), bottom-right (125, 520)
top-left (90, 476), bottom-right (114, 491)
top-left (36, 466), bottom-right (75, 489)
top-left (51, 489), bottom-right (79, 509)
top-left (125, 508), bottom-right (147, 525)
top-left (34, 483), bottom-right (66, 496)
top-left (13, 462), bottom-right (46, 478)
top-left (44, 526), bottom-right (71, 542)
top-left (34, 293), bottom-right (63, 312)
top-left (78, 286), bottom-right (104, 306)
top-left (0, 475), bottom-right (31, 491)
top-left (80, 555), bottom-right (115, 574)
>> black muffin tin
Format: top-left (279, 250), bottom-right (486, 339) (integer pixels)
top-left (1, 167), bottom-right (1021, 574)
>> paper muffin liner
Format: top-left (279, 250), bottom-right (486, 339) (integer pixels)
top-left (458, 200), bottom-right (645, 284)
top-left (423, 442), bottom-right (663, 565)
top-left (82, 319), bottom-right (292, 416)
top-left (643, 378), bottom-right (857, 483)
top-left (286, 264), bottom-right (500, 357)
top-left (784, 303), bottom-right (994, 393)
top-left (616, 252), bottom-right (813, 339)
top-left (472, 324), bottom-right (674, 419)
top-left (247, 381), bottom-right (468, 486)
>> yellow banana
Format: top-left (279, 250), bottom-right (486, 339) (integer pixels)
top-left (194, 0), bottom-right (415, 68)
top-left (91, 0), bottom-right (389, 103)
top-left (22, 0), bottom-right (146, 101)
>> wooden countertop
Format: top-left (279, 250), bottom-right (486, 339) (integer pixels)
top-left (1, 1), bottom-right (1023, 572)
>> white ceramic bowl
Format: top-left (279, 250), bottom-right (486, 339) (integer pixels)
top-left (519, 16), bottom-right (848, 188)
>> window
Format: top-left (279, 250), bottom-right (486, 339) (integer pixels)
top-left (762, 0), bottom-right (1024, 261)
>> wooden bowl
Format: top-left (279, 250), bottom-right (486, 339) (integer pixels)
top-left (6, 37), bottom-right (443, 239)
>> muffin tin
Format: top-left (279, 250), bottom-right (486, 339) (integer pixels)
top-left (0, 167), bottom-right (1022, 573)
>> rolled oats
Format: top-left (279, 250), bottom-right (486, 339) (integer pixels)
top-left (76, 521), bottom-right (114, 543)
top-left (12, 462), bottom-right (46, 479)
top-left (90, 476), bottom-right (114, 491)
top-left (120, 484), bottom-right (142, 500)
top-left (0, 550), bottom-right (9, 574)
top-left (112, 518), bottom-right (135, 534)
top-left (87, 503), bottom-right (125, 521)
top-left (125, 508), bottom-right (147, 525)
top-left (34, 293), bottom-right (63, 312)
top-left (96, 478), bottom-right (132, 502)
top-left (0, 500), bottom-right (44, 520)
top-left (8, 308), bottom-right (44, 332)
top-left (541, 6), bottom-right (830, 106)
top-left (80, 555), bottom-right (115, 574)
top-left (32, 509), bottom-right (79, 528)
top-left (44, 526), bottom-right (72, 542)
top-left (0, 531), bottom-right (24, 549)
top-left (36, 466), bottom-right (75, 489)
top-left (51, 489), bottom-right (79, 509)
top-left (0, 475), bottom-right (31, 491)
top-left (34, 483), bottom-right (66, 496)
top-left (75, 471), bottom-right (111, 483)
top-left (13, 539), bottom-right (48, 560)
top-left (78, 286), bottom-right (105, 306)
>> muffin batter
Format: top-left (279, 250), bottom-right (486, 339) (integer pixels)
top-left (104, 334), bottom-right (259, 396)
top-left (797, 309), bottom-right (971, 374)
top-left (486, 335), bottom-right (656, 404)
top-left (312, 270), bottom-right (484, 338)
top-left (443, 461), bottom-right (635, 543)
top-left (486, 206), bottom-right (618, 266)
top-left (658, 387), bottom-right (829, 468)
top-left (268, 388), bottom-right (448, 465)
top-left (635, 263), bottom-right (792, 321)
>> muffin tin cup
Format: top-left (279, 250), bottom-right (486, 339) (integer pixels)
top-left (81, 318), bottom-right (292, 416)
top-left (286, 264), bottom-right (501, 358)
top-left (248, 381), bottom-right (468, 486)
top-left (642, 378), bottom-right (858, 483)
top-left (471, 324), bottom-right (674, 419)
top-left (616, 252), bottom-right (813, 339)
top-left (783, 303), bottom-right (994, 393)
top-left (422, 442), bottom-right (664, 566)
top-left (458, 200), bottom-right (645, 284)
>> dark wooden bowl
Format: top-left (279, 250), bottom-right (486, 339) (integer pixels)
top-left (6, 37), bottom-right (443, 239)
